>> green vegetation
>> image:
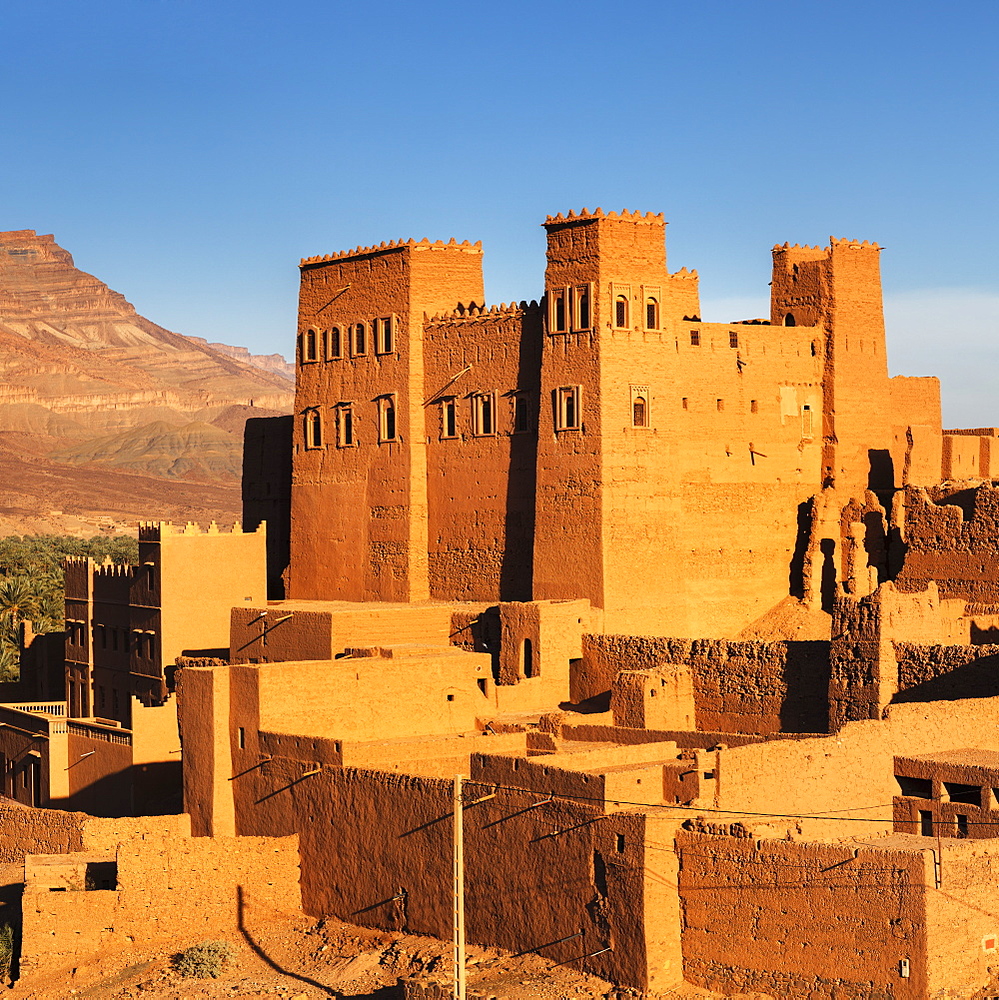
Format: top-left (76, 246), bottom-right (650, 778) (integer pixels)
top-left (174, 939), bottom-right (235, 978)
top-left (0, 534), bottom-right (137, 682)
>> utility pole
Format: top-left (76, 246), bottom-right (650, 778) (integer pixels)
top-left (453, 773), bottom-right (466, 1000)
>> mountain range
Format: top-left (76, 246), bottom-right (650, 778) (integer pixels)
top-left (0, 229), bottom-right (294, 533)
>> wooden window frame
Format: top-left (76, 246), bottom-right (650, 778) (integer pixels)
top-left (378, 394), bottom-right (398, 443)
top-left (335, 403), bottom-right (356, 447)
top-left (555, 385), bottom-right (582, 431)
top-left (630, 384), bottom-right (650, 428)
top-left (471, 391), bottom-right (497, 437)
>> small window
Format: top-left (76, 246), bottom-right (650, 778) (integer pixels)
top-left (574, 286), bottom-right (591, 330)
top-left (957, 813), bottom-right (969, 838)
top-left (944, 781), bottom-right (981, 806)
top-left (810, 339), bottom-right (818, 357)
top-left (690, 330), bottom-right (700, 346)
top-left (304, 328), bottom-right (318, 362)
top-left (682, 397), bottom-right (689, 410)
top-left (556, 386), bottom-right (582, 430)
top-left (320, 329), bottom-right (329, 359)
top-left (237, 727), bottom-right (245, 750)
top-left (112, 629), bottom-right (119, 652)
top-left (614, 295), bottom-right (628, 329)
top-left (304, 408), bottom-right (323, 449)
top-left (616, 834), bottom-right (625, 853)
top-left (551, 290), bottom-right (567, 332)
top-left (896, 775), bottom-right (933, 798)
top-left (646, 298), bottom-right (659, 330)
top-left (631, 385), bottom-right (650, 428)
top-left (441, 398), bottom-right (457, 438)
top-left (784, 313), bottom-right (796, 327)
top-left (750, 399), bottom-right (759, 413)
top-left (472, 392), bottom-right (496, 436)
top-left (729, 331), bottom-right (739, 348)
top-left (513, 393), bottom-right (531, 433)
top-left (353, 323), bottom-right (367, 356)
top-left (802, 404), bottom-right (813, 438)
top-left (336, 404), bottom-right (355, 447)
top-left (716, 399), bottom-right (724, 412)
top-left (920, 810), bottom-right (934, 836)
top-left (329, 327), bottom-right (342, 359)
top-left (378, 395), bottom-right (398, 442)
top-left (523, 638), bottom-right (537, 678)
top-left (376, 317), bottom-right (394, 354)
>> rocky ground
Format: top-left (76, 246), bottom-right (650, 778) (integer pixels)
top-left (5, 914), bottom-right (769, 1000)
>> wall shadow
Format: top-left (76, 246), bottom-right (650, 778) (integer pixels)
top-left (779, 641), bottom-right (832, 733)
top-left (893, 653), bottom-right (999, 703)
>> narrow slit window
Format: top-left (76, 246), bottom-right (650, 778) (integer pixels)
top-left (574, 286), bottom-right (591, 330)
top-left (802, 404), bottom-right (813, 437)
top-left (336, 404), bottom-right (355, 447)
top-left (441, 398), bottom-right (457, 438)
top-left (646, 298), bottom-right (659, 330)
top-left (330, 326), bottom-right (342, 359)
top-left (682, 397), bottom-right (689, 410)
top-left (378, 395), bottom-right (398, 442)
top-left (717, 399), bottom-right (724, 411)
top-left (751, 399), bottom-right (759, 413)
top-left (304, 328), bottom-right (318, 362)
top-left (353, 323), bottom-right (367, 356)
top-left (513, 393), bottom-right (530, 433)
top-left (556, 386), bottom-right (582, 430)
top-left (320, 329), bottom-right (329, 360)
top-left (523, 638), bottom-right (537, 678)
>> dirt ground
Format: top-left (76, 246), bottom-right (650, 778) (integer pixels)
top-left (6, 913), bottom-right (758, 1000)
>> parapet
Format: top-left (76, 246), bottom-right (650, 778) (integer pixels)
top-left (542, 207), bottom-right (665, 227)
top-left (300, 237), bottom-right (482, 267)
top-left (425, 300), bottom-right (541, 325)
top-left (137, 520), bottom-right (255, 541)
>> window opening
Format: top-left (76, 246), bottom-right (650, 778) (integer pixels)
top-left (523, 638), bottom-right (537, 678)
top-left (513, 393), bottom-right (530, 433)
top-left (379, 396), bottom-right (398, 442)
top-left (802, 404), bottom-right (813, 437)
top-left (330, 327), bottom-right (342, 359)
top-left (690, 330), bottom-right (700, 346)
top-left (476, 678), bottom-right (487, 695)
top-left (920, 810), bottom-right (934, 836)
top-left (729, 331), bottom-right (739, 348)
top-left (682, 397), bottom-right (689, 410)
top-left (957, 813), bottom-right (969, 838)
top-left (751, 399), bottom-right (759, 413)
top-left (376, 317), bottom-right (394, 354)
top-left (472, 392), bottom-right (496, 436)
top-left (896, 775), bottom-right (933, 798)
top-left (716, 399), bottom-right (724, 412)
top-left (320, 329), bottom-right (329, 359)
top-left (305, 408), bottom-right (323, 449)
top-left (354, 323), bottom-right (367, 355)
top-left (616, 834), bottom-right (625, 853)
top-left (336, 405), bottom-right (355, 447)
top-left (575, 286), bottom-right (590, 330)
top-left (944, 781), bottom-right (981, 805)
top-left (441, 398), bottom-right (457, 438)
top-left (646, 298), bottom-right (659, 329)
top-left (615, 296), bottom-right (628, 329)
top-left (592, 850), bottom-right (608, 896)
top-left (238, 727), bottom-right (245, 750)
top-left (552, 290), bottom-right (567, 332)
top-left (304, 329), bottom-right (318, 362)
top-left (556, 386), bottom-right (582, 430)
top-left (784, 313), bottom-right (796, 327)
top-left (631, 385), bottom-right (650, 427)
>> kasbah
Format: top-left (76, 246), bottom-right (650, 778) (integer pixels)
top-left (6, 207), bottom-right (999, 999)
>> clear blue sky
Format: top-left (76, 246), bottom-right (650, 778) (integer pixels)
top-left (3, 1), bottom-right (997, 424)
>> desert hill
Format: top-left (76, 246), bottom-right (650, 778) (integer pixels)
top-left (0, 229), bottom-right (294, 531)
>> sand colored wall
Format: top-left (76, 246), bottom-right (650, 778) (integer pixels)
top-left (942, 427), bottom-right (997, 481)
top-left (890, 376), bottom-right (942, 486)
top-left (677, 832), bottom-right (929, 999)
top-left (18, 832), bottom-right (300, 981)
top-left (230, 600), bottom-right (455, 664)
top-left (291, 240), bottom-right (484, 603)
top-left (584, 634), bottom-right (829, 735)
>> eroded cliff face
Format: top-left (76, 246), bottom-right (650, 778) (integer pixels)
top-left (0, 230), bottom-right (294, 528)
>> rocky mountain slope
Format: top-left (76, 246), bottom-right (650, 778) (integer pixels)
top-left (0, 229), bottom-right (294, 530)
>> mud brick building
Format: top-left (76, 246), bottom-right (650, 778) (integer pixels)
top-left (13, 208), bottom-right (999, 997)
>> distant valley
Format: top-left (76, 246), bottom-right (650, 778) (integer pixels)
top-left (0, 230), bottom-right (294, 534)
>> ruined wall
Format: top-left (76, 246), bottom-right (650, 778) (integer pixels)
top-left (424, 304), bottom-right (542, 602)
top-left (583, 634), bottom-right (829, 734)
top-left (892, 642), bottom-right (999, 703)
top-left (19, 833), bottom-right (300, 981)
top-left (0, 800), bottom-right (86, 862)
top-left (677, 832), bottom-right (928, 999)
top-left (895, 485), bottom-right (999, 602)
top-left (889, 376), bottom-right (942, 487)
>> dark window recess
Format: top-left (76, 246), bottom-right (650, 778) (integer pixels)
top-left (896, 775), bottom-right (933, 798)
top-left (593, 850), bottom-right (608, 896)
top-left (729, 331), bottom-right (739, 348)
top-left (957, 813), bottom-right (969, 838)
top-left (476, 678), bottom-right (487, 694)
top-left (690, 330), bottom-right (700, 346)
top-left (514, 394), bottom-right (530, 432)
top-left (443, 398), bottom-right (457, 437)
top-left (577, 290), bottom-right (590, 329)
top-left (616, 834), bottom-right (626, 853)
top-left (920, 810), bottom-right (934, 836)
top-left (632, 396), bottom-right (647, 427)
top-left (615, 297), bottom-right (627, 328)
top-left (523, 638), bottom-right (536, 678)
top-left (554, 294), bottom-right (566, 332)
top-left (944, 781), bottom-right (981, 805)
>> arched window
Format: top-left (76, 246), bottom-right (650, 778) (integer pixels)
top-left (633, 395), bottom-right (647, 427)
top-left (379, 395), bottom-right (397, 442)
top-left (575, 286), bottom-right (590, 329)
top-left (784, 313), bottom-right (796, 327)
top-left (553, 292), bottom-right (566, 332)
top-left (304, 408), bottom-right (322, 448)
top-left (646, 298), bottom-right (659, 330)
top-left (297, 333), bottom-right (303, 363)
top-left (304, 329), bottom-right (318, 362)
top-left (473, 392), bottom-right (495, 436)
top-left (330, 327), bottom-right (342, 359)
top-left (320, 329), bottom-right (329, 360)
top-left (615, 295), bottom-right (628, 328)
top-left (354, 323), bottom-right (367, 355)
top-left (513, 393), bottom-right (530, 433)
